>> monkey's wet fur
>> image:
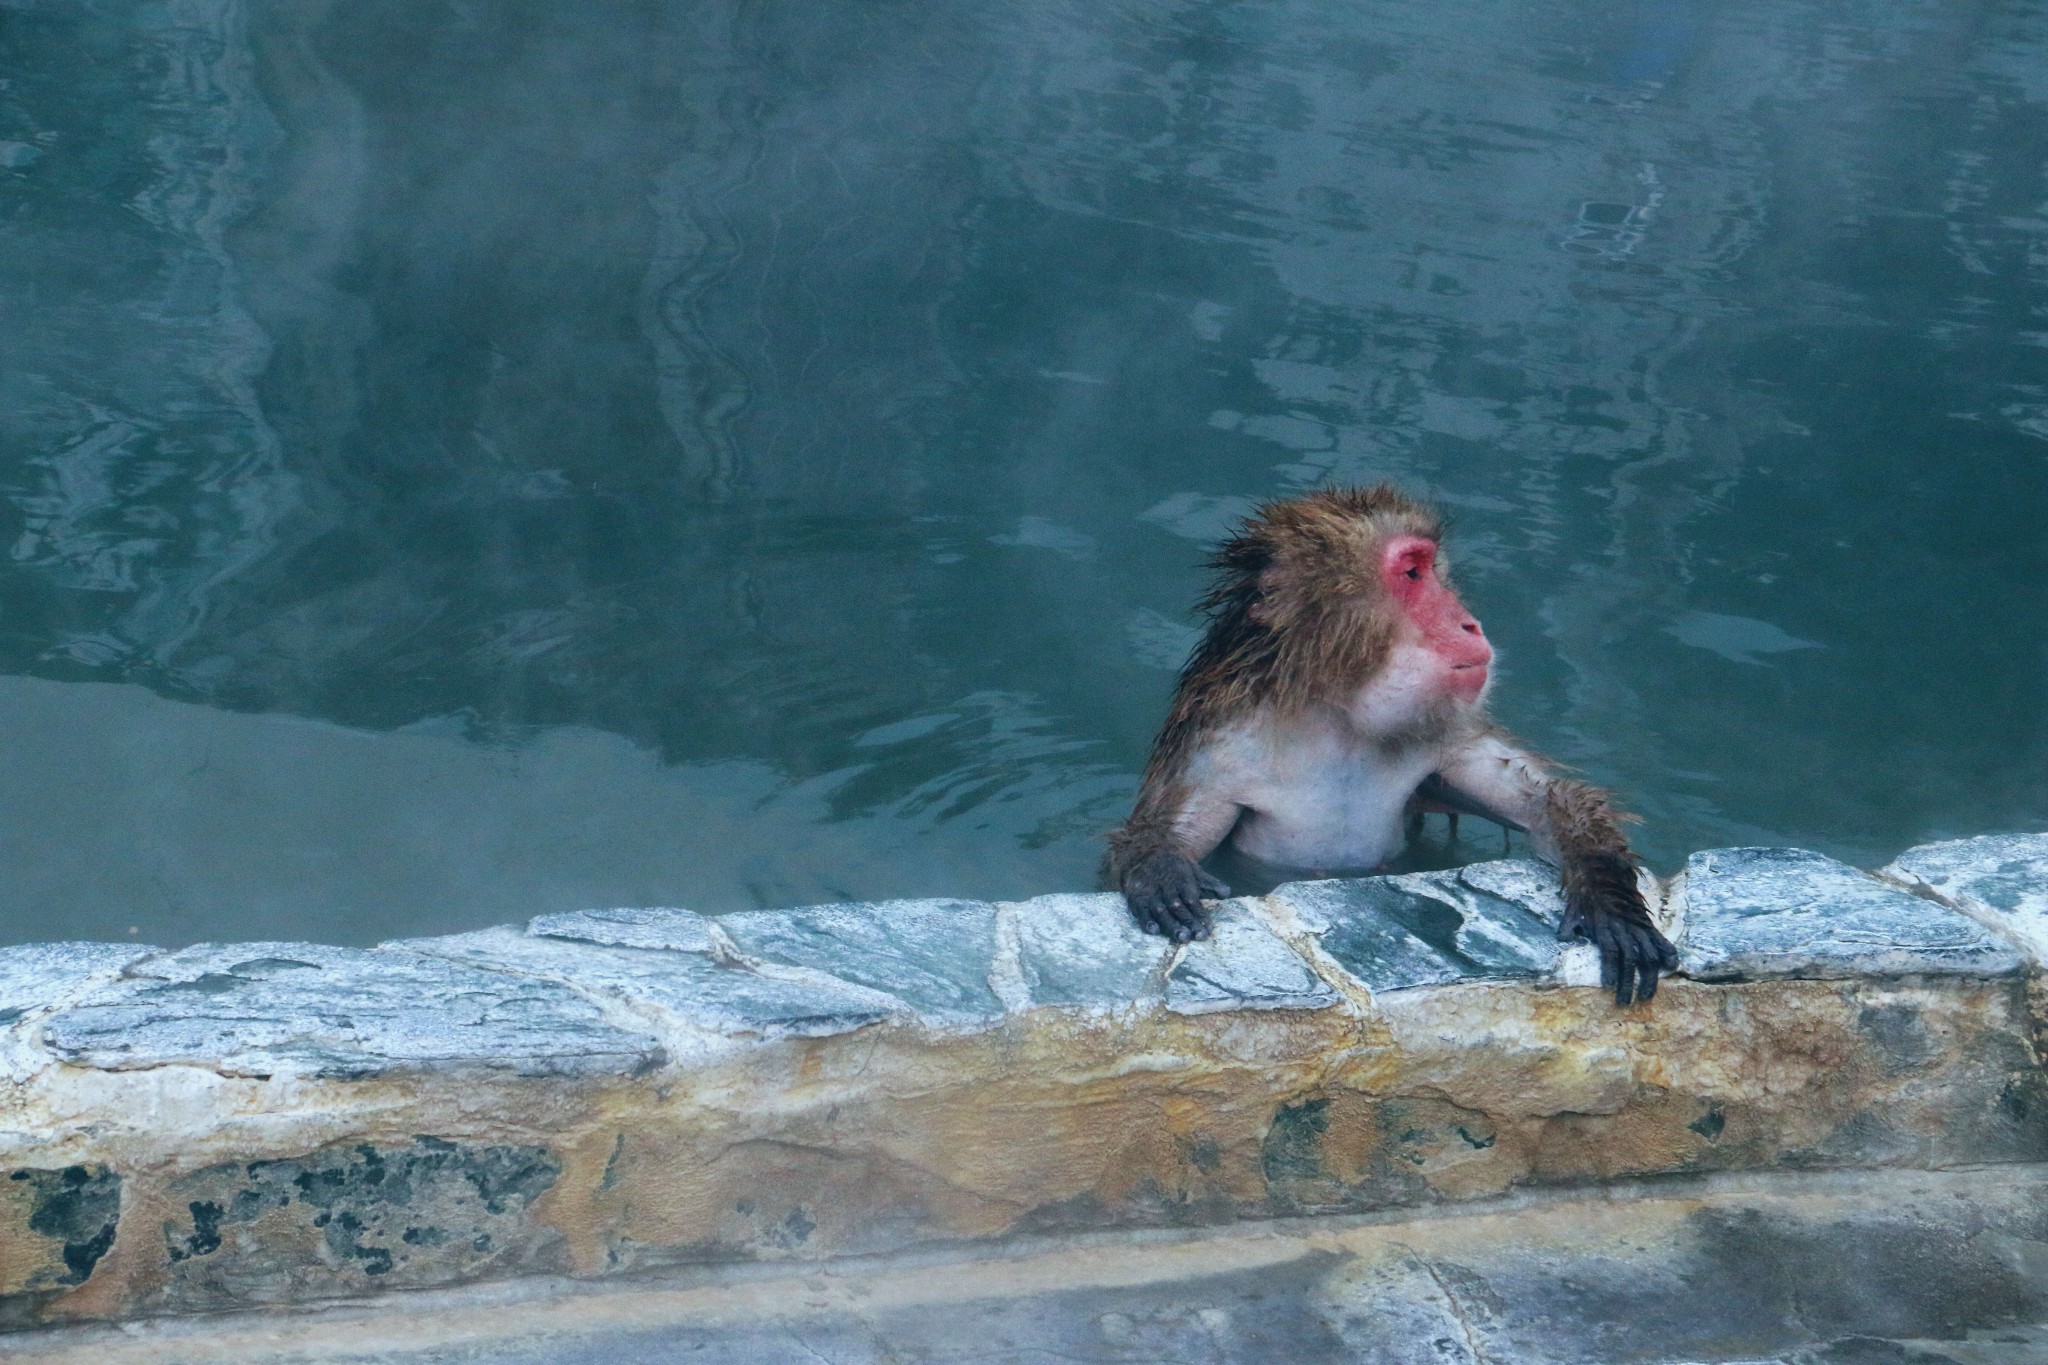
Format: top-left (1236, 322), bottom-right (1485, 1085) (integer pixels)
top-left (1106, 485), bottom-right (1679, 1007)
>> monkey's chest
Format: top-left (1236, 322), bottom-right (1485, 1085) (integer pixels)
top-left (1226, 747), bottom-right (1434, 873)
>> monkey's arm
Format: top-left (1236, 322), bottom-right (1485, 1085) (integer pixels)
top-left (1433, 733), bottom-right (1677, 1006)
top-left (1105, 779), bottom-right (1241, 944)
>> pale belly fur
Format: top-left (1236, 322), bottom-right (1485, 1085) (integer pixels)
top-left (1217, 733), bottom-right (1439, 874)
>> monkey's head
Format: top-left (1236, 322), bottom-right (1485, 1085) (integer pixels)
top-left (1199, 485), bottom-right (1493, 728)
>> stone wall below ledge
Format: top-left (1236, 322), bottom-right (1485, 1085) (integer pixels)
top-left (0, 834), bottom-right (2044, 1329)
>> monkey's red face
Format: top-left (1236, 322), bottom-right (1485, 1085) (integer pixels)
top-left (1381, 535), bottom-right (1492, 701)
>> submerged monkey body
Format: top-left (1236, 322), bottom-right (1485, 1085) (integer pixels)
top-left (1107, 485), bottom-right (1677, 1006)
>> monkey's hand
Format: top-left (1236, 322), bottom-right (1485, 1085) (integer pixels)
top-left (1556, 856), bottom-right (1679, 1007)
top-left (1122, 849), bottom-right (1228, 943)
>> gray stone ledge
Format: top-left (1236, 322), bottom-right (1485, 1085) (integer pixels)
top-left (38, 942), bottom-right (663, 1079)
top-left (1166, 900), bottom-right (1339, 1014)
top-left (0, 943), bottom-right (156, 1030)
top-left (1274, 860), bottom-right (1568, 994)
top-left (1001, 893), bottom-right (1172, 1013)
top-left (0, 835), bottom-right (2041, 1330)
top-left (1882, 832), bottom-right (2048, 962)
top-left (1675, 846), bottom-right (2025, 982)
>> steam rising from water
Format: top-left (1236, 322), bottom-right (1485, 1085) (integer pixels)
top-left (0, 0), bottom-right (2041, 942)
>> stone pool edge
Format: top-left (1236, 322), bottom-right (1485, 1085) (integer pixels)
top-left (0, 833), bottom-right (2042, 1328)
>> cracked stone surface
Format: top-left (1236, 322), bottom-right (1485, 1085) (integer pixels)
top-left (1453, 858), bottom-right (1569, 929)
top-left (1884, 833), bottom-right (2048, 962)
top-left (40, 942), bottom-right (662, 1078)
top-left (397, 925), bottom-right (906, 1041)
top-left (1003, 894), bottom-right (1172, 1012)
top-left (1, 840), bottom-right (2044, 1334)
top-left (528, 907), bottom-right (719, 956)
top-left (0, 944), bottom-right (157, 1028)
top-left (1165, 900), bottom-right (1339, 1013)
top-left (713, 899), bottom-right (1007, 1027)
top-left (1274, 860), bottom-right (1563, 994)
top-left (1677, 847), bottom-right (2026, 981)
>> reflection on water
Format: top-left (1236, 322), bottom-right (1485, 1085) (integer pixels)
top-left (0, 0), bottom-right (2042, 944)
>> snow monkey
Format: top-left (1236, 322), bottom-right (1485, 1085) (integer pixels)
top-left (1105, 485), bottom-right (1678, 1006)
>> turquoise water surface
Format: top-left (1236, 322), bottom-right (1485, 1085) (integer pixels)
top-left (0, 0), bottom-right (2042, 944)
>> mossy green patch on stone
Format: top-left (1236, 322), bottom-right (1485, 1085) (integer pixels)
top-left (0, 1166), bottom-right (120, 1295)
top-left (155, 1138), bottom-right (564, 1311)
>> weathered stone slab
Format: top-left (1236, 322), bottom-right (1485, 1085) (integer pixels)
top-left (2, 840), bottom-right (2045, 1336)
top-left (153, 1137), bottom-right (563, 1312)
top-left (1678, 847), bottom-right (2024, 981)
top-left (529, 906), bottom-right (718, 955)
top-left (399, 926), bottom-right (905, 1041)
top-left (1272, 880), bottom-right (1464, 994)
top-left (0, 944), bottom-right (156, 1029)
top-left (1453, 859), bottom-right (1568, 929)
top-left (1166, 901), bottom-right (1338, 1014)
top-left (1883, 833), bottom-right (2048, 964)
top-left (1002, 894), bottom-right (1172, 1012)
top-left (714, 899), bottom-right (1006, 1027)
top-left (1272, 862), bottom-right (1562, 996)
top-left (41, 943), bottom-right (661, 1078)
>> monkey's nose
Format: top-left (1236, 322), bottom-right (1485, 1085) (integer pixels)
top-left (1448, 620), bottom-right (1493, 669)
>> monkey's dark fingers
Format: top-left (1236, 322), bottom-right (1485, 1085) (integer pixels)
top-left (1163, 887), bottom-right (1211, 943)
top-left (1626, 922), bottom-right (1662, 1004)
top-left (1133, 892), bottom-right (1202, 942)
top-left (1639, 919), bottom-right (1681, 1002)
top-left (1555, 906), bottom-right (1590, 943)
top-left (1124, 852), bottom-right (1208, 941)
top-left (1593, 916), bottom-right (1624, 1001)
top-left (1196, 868), bottom-right (1233, 900)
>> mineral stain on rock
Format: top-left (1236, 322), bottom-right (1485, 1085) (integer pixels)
top-left (1260, 1096), bottom-right (1504, 1214)
top-left (1690, 1104), bottom-right (1728, 1143)
top-left (155, 1137), bottom-right (564, 1309)
top-left (1262, 1099), bottom-right (1334, 1185)
top-left (6, 1166), bottom-right (121, 1287)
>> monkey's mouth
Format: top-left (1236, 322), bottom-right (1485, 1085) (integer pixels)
top-left (1448, 663), bottom-right (1490, 695)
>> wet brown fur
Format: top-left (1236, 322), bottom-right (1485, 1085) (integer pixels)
top-left (1547, 778), bottom-right (1644, 908)
top-left (1106, 484), bottom-right (1671, 1000)
top-left (1106, 485), bottom-right (1447, 882)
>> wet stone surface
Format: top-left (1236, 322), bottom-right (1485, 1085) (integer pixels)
top-left (40, 943), bottom-right (662, 1078)
top-left (1884, 833), bottom-right (2048, 964)
top-left (0, 944), bottom-right (158, 1029)
top-left (529, 906), bottom-right (719, 955)
top-left (399, 925), bottom-right (906, 1041)
top-left (1679, 847), bottom-right (2024, 982)
top-left (156, 1138), bottom-right (565, 1311)
top-left (1003, 894), bottom-right (1172, 1012)
top-left (713, 899), bottom-right (1006, 1027)
top-left (1274, 860), bottom-right (1564, 995)
top-left (1166, 901), bottom-right (1338, 1015)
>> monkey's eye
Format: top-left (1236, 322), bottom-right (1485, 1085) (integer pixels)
top-left (1404, 566), bottom-right (1422, 580)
